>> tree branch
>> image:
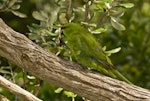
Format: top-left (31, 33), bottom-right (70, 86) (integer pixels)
top-left (0, 18), bottom-right (150, 101)
top-left (0, 94), bottom-right (10, 101)
top-left (0, 76), bottom-right (42, 101)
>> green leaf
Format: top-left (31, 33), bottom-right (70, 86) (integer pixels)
top-left (64, 91), bottom-right (77, 98)
top-left (92, 28), bottom-right (107, 34)
top-left (11, 11), bottom-right (27, 18)
top-left (105, 47), bottom-right (121, 54)
top-left (40, 11), bottom-right (48, 19)
top-left (81, 22), bottom-right (88, 25)
top-left (11, 4), bottom-right (20, 10)
top-left (110, 17), bottom-right (125, 30)
top-left (29, 23), bottom-right (42, 29)
top-left (27, 75), bottom-right (36, 80)
top-left (94, 0), bottom-right (112, 3)
top-left (0, 69), bottom-right (11, 74)
top-left (54, 88), bottom-right (63, 93)
top-left (8, 0), bottom-right (17, 7)
top-left (81, 22), bottom-right (97, 27)
top-left (46, 31), bottom-right (58, 36)
top-left (119, 3), bottom-right (134, 8)
top-left (32, 11), bottom-right (47, 21)
top-left (88, 23), bottom-right (97, 27)
top-left (102, 46), bottom-right (107, 51)
top-left (28, 33), bottom-right (40, 40)
top-left (111, 11), bottom-right (124, 18)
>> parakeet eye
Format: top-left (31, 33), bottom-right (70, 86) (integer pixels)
top-left (61, 24), bottom-right (67, 29)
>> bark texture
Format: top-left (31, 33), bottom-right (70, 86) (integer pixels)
top-left (0, 18), bottom-right (150, 101)
top-left (0, 94), bottom-right (10, 101)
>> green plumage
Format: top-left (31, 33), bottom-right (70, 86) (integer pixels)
top-left (62, 23), bottom-right (131, 84)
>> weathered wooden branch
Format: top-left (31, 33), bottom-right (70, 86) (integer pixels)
top-left (0, 18), bottom-right (150, 101)
top-left (0, 94), bottom-right (10, 101)
top-left (0, 76), bottom-right (42, 101)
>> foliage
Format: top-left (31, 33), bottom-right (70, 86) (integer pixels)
top-left (0, 0), bottom-right (27, 18)
top-left (107, 0), bottom-right (150, 88)
top-left (0, 0), bottom-right (150, 101)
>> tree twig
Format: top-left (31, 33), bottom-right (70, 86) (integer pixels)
top-left (0, 94), bottom-right (10, 101)
top-left (85, 0), bottom-right (90, 22)
top-left (66, 0), bottom-right (72, 21)
top-left (0, 76), bottom-right (42, 101)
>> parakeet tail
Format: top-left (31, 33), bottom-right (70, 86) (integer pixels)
top-left (112, 70), bottom-right (132, 84)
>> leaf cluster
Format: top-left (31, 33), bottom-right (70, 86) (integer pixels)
top-left (0, 0), bottom-right (27, 18)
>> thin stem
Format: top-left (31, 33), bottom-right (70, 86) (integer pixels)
top-left (84, 0), bottom-right (90, 22)
top-left (66, 0), bottom-right (72, 22)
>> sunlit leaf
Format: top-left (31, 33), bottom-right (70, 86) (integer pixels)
top-left (111, 11), bottom-right (124, 18)
top-left (47, 31), bottom-right (58, 36)
top-left (111, 17), bottom-right (125, 30)
top-left (11, 10), bottom-right (27, 18)
top-left (81, 22), bottom-right (97, 27)
top-left (119, 3), bottom-right (134, 8)
top-left (32, 11), bottom-right (47, 21)
top-left (92, 28), bottom-right (107, 34)
top-left (11, 4), bottom-right (20, 10)
top-left (54, 88), bottom-right (63, 93)
top-left (81, 22), bottom-right (88, 25)
top-left (105, 47), bottom-right (121, 54)
top-left (0, 69), bottom-right (11, 74)
top-left (102, 46), bottom-right (107, 51)
top-left (28, 33), bottom-right (40, 40)
top-left (40, 11), bottom-right (48, 19)
top-left (88, 23), bottom-right (97, 27)
top-left (59, 13), bottom-right (68, 24)
top-left (29, 23), bottom-right (42, 29)
top-left (27, 75), bottom-right (36, 79)
top-left (64, 91), bottom-right (77, 98)
top-left (8, 0), bottom-right (17, 7)
top-left (94, 0), bottom-right (112, 3)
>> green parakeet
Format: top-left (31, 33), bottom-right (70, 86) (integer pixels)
top-left (61, 23), bottom-right (131, 84)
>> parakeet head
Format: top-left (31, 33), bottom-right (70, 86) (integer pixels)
top-left (61, 23), bottom-right (81, 35)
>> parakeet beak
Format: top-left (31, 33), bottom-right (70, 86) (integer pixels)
top-left (60, 29), bottom-right (64, 36)
top-left (61, 24), bottom-right (68, 36)
top-left (60, 25), bottom-right (65, 36)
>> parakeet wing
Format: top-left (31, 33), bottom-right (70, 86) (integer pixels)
top-left (70, 28), bottom-right (106, 61)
